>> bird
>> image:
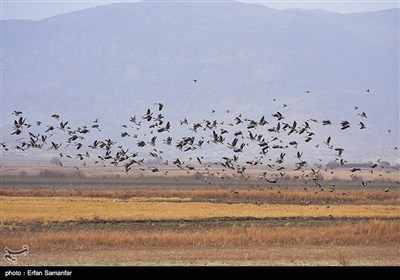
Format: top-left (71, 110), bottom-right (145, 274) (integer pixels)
top-left (340, 120), bottom-right (350, 130)
top-left (357, 112), bottom-right (367, 118)
top-left (193, 79), bottom-right (197, 83)
top-left (349, 167), bottom-right (361, 172)
top-left (50, 142), bottom-right (62, 150)
top-left (358, 122), bottom-right (366, 129)
top-left (12, 111), bottom-right (22, 116)
top-left (272, 112), bottom-right (283, 121)
top-left (0, 142), bottom-right (9, 151)
top-left (324, 136), bottom-right (331, 145)
top-left (11, 129), bottom-right (22, 135)
top-left (154, 102), bottom-right (164, 111)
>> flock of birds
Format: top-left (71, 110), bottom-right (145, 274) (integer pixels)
top-left (2, 89), bottom-right (399, 192)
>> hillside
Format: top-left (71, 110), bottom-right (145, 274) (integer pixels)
top-left (1, 1), bottom-right (399, 164)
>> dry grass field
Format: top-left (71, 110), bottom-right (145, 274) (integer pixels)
top-left (1, 196), bottom-right (400, 224)
top-left (1, 186), bottom-right (400, 205)
top-left (1, 166), bottom-right (399, 266)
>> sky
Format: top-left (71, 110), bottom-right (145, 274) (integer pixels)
top-left (1, 0), bottom-right (399, 20)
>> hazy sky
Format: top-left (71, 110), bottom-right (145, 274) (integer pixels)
top-left (1, 0), bottom-right (399, 20)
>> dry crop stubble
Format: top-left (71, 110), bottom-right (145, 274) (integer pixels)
top-left (1, 196), bottom-right (400, 223)
top-left (1, 220), bottom-right (399, 250)
top-left (1, 187), bottom-right (399, 204)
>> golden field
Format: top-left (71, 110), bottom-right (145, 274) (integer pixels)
top-left (1, 195), bottom-right (400, 224)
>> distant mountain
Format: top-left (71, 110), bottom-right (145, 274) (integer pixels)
top-left (1, 1), bottom-right (399, 163)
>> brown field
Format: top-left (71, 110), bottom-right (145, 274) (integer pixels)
top-left (1, 187), bottom-right (400, 205)
top-left (2, 164), bottom-right (399, 181)
top-left (3, 220), bottom-right (399, 249)
top-left (1, 166), bottom-right (399, 266)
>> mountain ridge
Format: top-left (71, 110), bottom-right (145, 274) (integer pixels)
top-left (1, 2), bottom-right (399, 163)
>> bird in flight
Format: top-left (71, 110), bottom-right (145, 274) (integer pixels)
top-left (154, 102), bottom-right (164, 111)
top-left (358, 122), bottom-right (366, 129)
top-left (193, 79), bottom-right (197, 83)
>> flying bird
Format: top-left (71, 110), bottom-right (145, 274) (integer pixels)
top-left (154, 102), bottom-right (164, 111)
top-left (340, 120), bottom-right (350, 130)
top-left (357, 112), bottom-right (367, 118)
top-left (358, 122), bottom-right (366, 129)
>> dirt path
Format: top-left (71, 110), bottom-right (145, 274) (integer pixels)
top-left (5, 245), bottom-right (399, 266)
